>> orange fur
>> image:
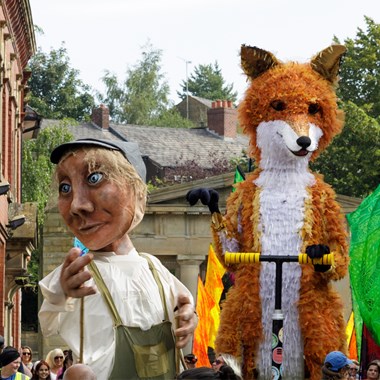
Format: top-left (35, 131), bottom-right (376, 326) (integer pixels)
top-left (212, 46), bottom-right (349, 380)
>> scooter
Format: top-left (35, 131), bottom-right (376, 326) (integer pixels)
top-left (224, 251), bottom-right (334, 380)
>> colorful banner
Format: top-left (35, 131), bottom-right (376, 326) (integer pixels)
top-left (193, 276), bottom-right (215, 367)
top-left (205, 244), bottom-right (226, 348)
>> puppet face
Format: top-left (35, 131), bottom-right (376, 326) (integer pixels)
top-left (56, 150), bottom-right (136, 252)
top-left (239, 55), bottom-right (344, 165)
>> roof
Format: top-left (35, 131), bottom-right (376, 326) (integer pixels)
top-left (110, 124), bottom-right (248, 168)
top-left (41, 120), bottom-right (248, 169)
top-left (176, 95), bottom-right (213, 109)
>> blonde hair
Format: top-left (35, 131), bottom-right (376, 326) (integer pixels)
top-left (45, 348), bottom-right (64, 369)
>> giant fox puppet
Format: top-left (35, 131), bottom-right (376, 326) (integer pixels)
top-left (187, 45), bottom-right (349, 380)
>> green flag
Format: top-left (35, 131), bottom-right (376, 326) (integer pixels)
top-left (232, 165), bottom-right (245, 192)
top-left (348, 185), bottom-right (380, 350)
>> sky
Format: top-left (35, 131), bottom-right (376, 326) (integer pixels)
top-left (29, 0), bottom-right (379, 105)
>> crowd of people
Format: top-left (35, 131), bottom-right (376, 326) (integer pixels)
top-left (0, 338), bottom-right (96, 380)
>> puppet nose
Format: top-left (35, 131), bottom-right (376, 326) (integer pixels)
top-left (296, 136), bottom-right (311, 149)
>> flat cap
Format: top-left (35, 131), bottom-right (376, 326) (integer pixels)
top-left (50, 138), bottom-right (146, 182)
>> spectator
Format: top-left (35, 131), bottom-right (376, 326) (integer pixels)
top-left (45, 349), bottom-right (64, 380)
top-left (21, 346), bottom-right (34, 372)
top-left (322, 351), bottom-right (352, 379)
top-left (212, 354), bottom-right (241, 379)
top-left (62, 364), bottom-right (96, 380)
top-left (184, 354), bottom-right (198, 369)
top-left (31, 360), bottom-right (51, 380)
top-left (348, 360), bottom-right (359, 380)
top-left (365, 360), bottom-right (380, 379)
top-left (0, 335), bottom-right (4, 353)
top-left (177, 365), bottom-right (241, 380)
top-left (57, 351), bottom-right (73, 379)
top-left (0, 346), bottom-right (30, 379)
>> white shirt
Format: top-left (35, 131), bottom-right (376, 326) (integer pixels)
top-left (39, 248), bottom-right (193, 380)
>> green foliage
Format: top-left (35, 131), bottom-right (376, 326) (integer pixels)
top-left (177, 61), bottom-right (238, 103)
top-left (334, 17), bottom-right (380, 120)
top-left (22, 124), bottom-right (74, 225)
top-left (152, 108), bottom-right (196, 128)
top-left (27, 45), bottom-right (95, 121)
top-left (311, 101), bottom-right (380, 197)
top-left (99, 41), bottom-right (186, 127)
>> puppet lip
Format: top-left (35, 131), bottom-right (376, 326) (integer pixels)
top-left (291, 148), bottom-right (309, 157)
top-left (78, 223), bottom-right (103, 233)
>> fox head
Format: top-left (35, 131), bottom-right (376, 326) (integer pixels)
top-left (238, 45), bottom-right (346, 168)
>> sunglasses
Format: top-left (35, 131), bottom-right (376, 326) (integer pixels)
top-left (54, 356), bottom-right (64, 360)
top-left (22, 352), bottom-right (31, 356)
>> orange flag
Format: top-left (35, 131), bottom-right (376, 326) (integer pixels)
top-left (193, 276), bottom-right (215, 367)
top-left (205, 244), bottom-right (226, 349)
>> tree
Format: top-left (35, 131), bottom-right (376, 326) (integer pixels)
top-left (22, 123), bottom-right (74, 226)
top-left (177, 62), bottom-right (238, 103)
top-left (334, 17), bottom-right (380, 121)
top-left (21, 125), bottom-right (74, 330)
top-left (311, 101), bottom-right (380, 198)
top-left (27, 45), bottom-right (95, 121)
top-left (99, 41), bottom-right (193, 128)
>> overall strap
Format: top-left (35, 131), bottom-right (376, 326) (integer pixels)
top-left (139, 253), bottom-right (169, 321)
top-left (88, 261), bottom-right (123, 326)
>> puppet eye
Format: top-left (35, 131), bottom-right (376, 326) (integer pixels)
top-left (87, 172), bottom-right (104, 185)
top-left (308, 103), bottom-right (321, 115)
top-left (59, 183), bottom-right (71, 194)
top-left (270, 100), bottom-right (286, 111)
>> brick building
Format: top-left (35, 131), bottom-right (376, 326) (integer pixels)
top-left (0, 0), bottom-right (37, 349)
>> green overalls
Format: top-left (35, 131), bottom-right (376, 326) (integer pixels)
top-left (88, 254), bottom-right (177, 380)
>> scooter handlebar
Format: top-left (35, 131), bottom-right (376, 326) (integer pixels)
top-left (224, 252), bottom-right (334, 266)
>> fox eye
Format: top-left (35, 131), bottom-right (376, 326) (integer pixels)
top-left (270, 100), bottom-right (286, 111)
top-left (308, 103), bottom-right (321, 115)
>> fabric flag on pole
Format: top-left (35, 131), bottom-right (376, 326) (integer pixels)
top-left (193, 276), bottom-right (215, 367)
top-left (348, 185), bottom-right (380, 347)
top-left (346, 311), bottom-right (358, 360)
top-left (205, 244), bottom-right (226, 349)
top-left (232, 165), bottom-right (245, 192)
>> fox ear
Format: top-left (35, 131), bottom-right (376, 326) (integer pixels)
top-left (241, 45), bottom-right (280, 79)
top-left (310, 44), bottom-right (347, 83)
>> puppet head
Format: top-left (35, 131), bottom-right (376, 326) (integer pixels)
top-left (238, 45), bottom-right (346, 167)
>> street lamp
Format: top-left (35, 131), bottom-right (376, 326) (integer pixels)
top-left (179, 57), bottom-right (192, 119)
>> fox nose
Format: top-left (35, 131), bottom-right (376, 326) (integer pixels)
top-left (297, 136), bottom-right (311, 149)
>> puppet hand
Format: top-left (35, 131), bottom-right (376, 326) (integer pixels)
top-left (186, 188), bottom-right (220, 213)
top-left (60, 248), bottom-right (96, 298)
top-left (174, 294), bottom-right (198, 349)
top-left (306, 244), bottom-right (331, 273)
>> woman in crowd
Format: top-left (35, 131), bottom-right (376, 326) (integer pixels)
top-left (45, 349), bottom-right (64, 380)
top-left (21, 346), bottom-right (34, 373)
top-left (365, 361), bottom-right (380, 380)
top-left (57, 351), bottom-right (73, 379)
top-left (31, 360), bottom-right (51, 380)
top-left (38, 138), bottom-right (197, 379)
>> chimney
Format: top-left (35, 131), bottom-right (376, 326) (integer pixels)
top-left (91, 104), bottom-right (109, 129)
top-left (207, 100), bottom-right (237, 139)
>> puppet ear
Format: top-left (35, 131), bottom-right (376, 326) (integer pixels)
top-left (241, 45), bottom-right (280, 79)
top-left (310, 44), bottom-right (347, 83)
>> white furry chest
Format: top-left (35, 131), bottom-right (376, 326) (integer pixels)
top-left (255, 170), bottom-right (313, 255)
